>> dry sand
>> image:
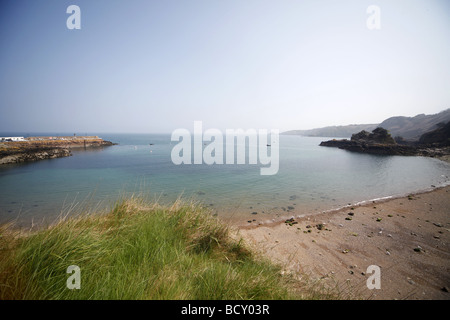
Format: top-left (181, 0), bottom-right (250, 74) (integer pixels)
top-left (237, 185), bottom-right (450, 300)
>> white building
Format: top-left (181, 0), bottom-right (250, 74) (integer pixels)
top-left (0, 137), bottom-right (25, 142)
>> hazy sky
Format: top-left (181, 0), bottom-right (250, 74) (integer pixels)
top-left (1, 0), bottom-right (449, 133)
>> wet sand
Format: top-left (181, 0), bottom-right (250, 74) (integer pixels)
top-left (238, 185), bottom-right (450, 300)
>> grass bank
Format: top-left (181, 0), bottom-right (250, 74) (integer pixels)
top-left (0, 197), bottom-right (336, 300)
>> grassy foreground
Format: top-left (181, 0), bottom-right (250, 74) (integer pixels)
top-left (0, 198), bottom-right (334, 300)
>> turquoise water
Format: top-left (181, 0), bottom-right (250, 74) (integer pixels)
top-left (1, 133), bottom-right (449, 227)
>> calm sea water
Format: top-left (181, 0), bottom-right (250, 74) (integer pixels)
top-left (1, 133), bottom-right (449, 227)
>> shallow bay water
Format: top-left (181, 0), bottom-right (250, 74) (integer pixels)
top-left (1, 133), bottom-right (449, 227)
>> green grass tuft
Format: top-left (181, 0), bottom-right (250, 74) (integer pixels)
top-left (0, 197), bottom-right (337, 300)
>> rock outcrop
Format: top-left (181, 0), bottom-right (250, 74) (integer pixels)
top-left (319, 139), bottom-right (418, 156)
top-left (320, 126), bottom-right (450, 158)
top-left (0, 136), bottom-right (116, 165)
top-left (351, 127), bottom-right (396, 145)
top-left (0, 147), bottom-right (72, 165)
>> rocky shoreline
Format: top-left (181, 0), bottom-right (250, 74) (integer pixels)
top-left (0, 136), bottom-right (116, 165)
top-left (319, 125), bottom-right (450, 160)
top-left (319, 139), bottom-right (450, 159)
top-left (0, 147), bottom-right (72, 165)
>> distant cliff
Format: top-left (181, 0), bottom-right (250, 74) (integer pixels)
top-left (283, 109), bottom-right (450, 140)
top-left (379, 109), bottom-right (450, 141)
top-left (282, 124), bottom-right (378, 138)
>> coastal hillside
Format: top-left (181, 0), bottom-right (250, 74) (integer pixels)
top-left (283, 109), bottom-right (450, 140)
top-left (379, 109), bottom-right (450, 140)
top-left (282, 124), bottom-right (378, 138)
top-left (419, 121), bottom-right (450, 146)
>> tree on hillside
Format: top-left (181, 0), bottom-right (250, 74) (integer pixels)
top-left (351, 127), bottom-right (396, 144)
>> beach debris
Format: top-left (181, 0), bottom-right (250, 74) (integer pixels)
top-left (342, 249), bottom-right (349, 254)
top-left (433, 222), bottom-right (443, 227)
top-left (348, 212), bottom-right (354, 216)
top-left (376, 217), bottom-right (382, 222)
top-left (345, 217), bottom-right (352, 221)
top-left (413, 246), bottom-right (423, 253)
top-left (316, 223), bottom-right (324, 230)
top-left (284, 218), bottom-right (298, 226)
top-left (251, 211), bottom-right (258, 215)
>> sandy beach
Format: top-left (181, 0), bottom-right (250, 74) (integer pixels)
top-left (238, 185), bottom-right (450, 300)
